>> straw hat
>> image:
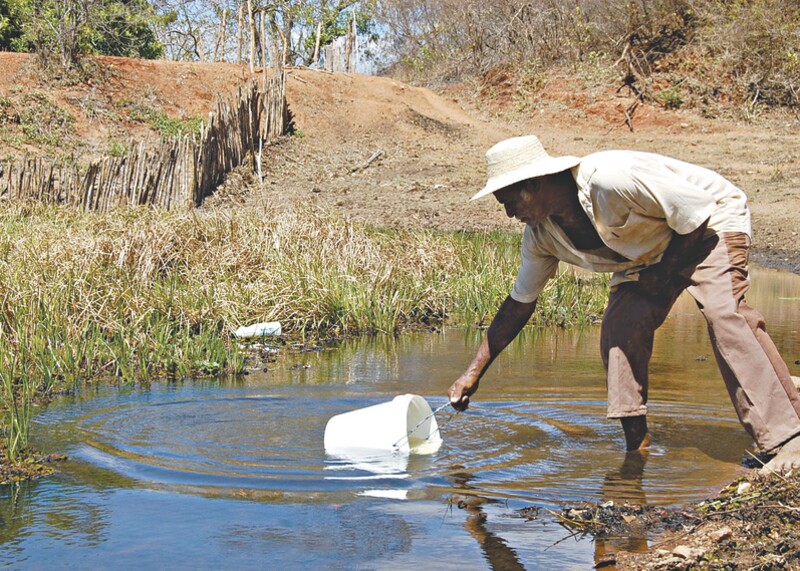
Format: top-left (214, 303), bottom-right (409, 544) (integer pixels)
top-left (470, 135), bottom-right (581, 201)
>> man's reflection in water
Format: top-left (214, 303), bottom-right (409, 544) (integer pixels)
top-left (594, 450), bottom-right (651, 567)
top-left (449, 453), bottom-right (651, 570)
top-left (449, 471), bottom-right (526, 571)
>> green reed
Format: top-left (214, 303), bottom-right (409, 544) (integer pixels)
top-left (0, 201), bottom-right (608, 461)
top-left (0, 352), bottom-right (34, 460)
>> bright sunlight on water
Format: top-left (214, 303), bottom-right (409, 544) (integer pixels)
top-left (1, 267), bottom-right (798, 569)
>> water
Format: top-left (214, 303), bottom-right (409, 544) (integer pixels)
top-left (2, 268), bottom-right (799, 569)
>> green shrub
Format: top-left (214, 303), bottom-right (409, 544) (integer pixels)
top-left (122, 101), bottom-right (202, 138)
top-left (16, 92), bottom-right (73, 147)
top-left (657, 86), bottom-right (683, 109)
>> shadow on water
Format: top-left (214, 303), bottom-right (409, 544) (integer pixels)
top-left (1, 267), bottom-right (798, 569)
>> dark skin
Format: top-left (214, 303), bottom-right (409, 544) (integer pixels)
top-left (449, 171), bottom-right (709, 452)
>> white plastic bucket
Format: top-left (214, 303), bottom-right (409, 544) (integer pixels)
top-left (324, 394), bottom-right (443, 455)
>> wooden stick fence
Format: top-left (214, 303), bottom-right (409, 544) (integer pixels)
top-left (0, 72), bottom-right (288, 211)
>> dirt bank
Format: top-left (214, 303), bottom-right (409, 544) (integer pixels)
top-left (1, 53), bottom-right (798, 272)
top-left (272, 67), bottom-right (800, 275)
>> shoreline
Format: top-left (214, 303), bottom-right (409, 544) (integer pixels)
top-left (751, 247), bottom-right (800, 276)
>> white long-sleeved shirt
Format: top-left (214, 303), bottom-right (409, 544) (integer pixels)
top-left (510, 150), bottom-right (751, 303)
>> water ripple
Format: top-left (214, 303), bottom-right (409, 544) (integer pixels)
top-left (32, 386), bottom-right (751, 506)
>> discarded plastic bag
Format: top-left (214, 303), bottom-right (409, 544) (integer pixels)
top-left (234, 321), bottom-right (282, 338)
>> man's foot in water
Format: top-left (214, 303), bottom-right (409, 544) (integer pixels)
top-left (621, 415), bottom-right (650, 452)
top-left (760, 434), bottom-right (800, 475)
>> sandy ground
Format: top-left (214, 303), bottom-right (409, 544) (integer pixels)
top-left (265, 67), bottom-right (800, 273)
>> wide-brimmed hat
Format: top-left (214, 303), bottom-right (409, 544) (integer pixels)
top-left (470, 135), bottom-right (581, 201)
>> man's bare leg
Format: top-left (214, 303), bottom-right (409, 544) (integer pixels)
top-left (760, 434), bottom-right (800, 475)
top-left (621, 415), bottom-right (651, 452)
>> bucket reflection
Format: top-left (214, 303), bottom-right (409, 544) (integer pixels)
top-left (324, 448), bottom-right (412, 478)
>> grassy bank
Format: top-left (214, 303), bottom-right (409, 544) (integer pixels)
top-left (0, 201), bottom-right (608, 462)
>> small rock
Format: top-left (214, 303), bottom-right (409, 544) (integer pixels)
top-left (672, 545), bottom-right (703, 559)
top-left (737, 481), bottom-right (752, 495)
top-left (710, 526), bottom-right (733, 542)
top-left (661, 556), bottom-right (685, 568)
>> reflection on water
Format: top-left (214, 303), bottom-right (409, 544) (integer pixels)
top-left (1, 267), bottom-right (798, 569)
top-left (593, 452), bottom-right (651, 566)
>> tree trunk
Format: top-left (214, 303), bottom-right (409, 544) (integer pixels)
top-left (312, 21), bottom-right (322, 68)
top-left (344, 14), bottom-right (353, 73)
top-left (215, 8), bottom-right (228, 62)
top-left (261, 9), bottom-right (268, 87)
top-left (351, 14), bottom-right (357, 72)
top-left (247, 0), bottom-right (256, 73)
top-left (237, 5), bottom-right (244, 64)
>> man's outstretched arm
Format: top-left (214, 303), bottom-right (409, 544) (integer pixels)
top-left (448, 295), bottom-right (537, 411)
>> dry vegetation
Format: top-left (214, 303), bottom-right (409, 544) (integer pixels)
top-left (614, 474), bottom-right (800, 570)
top-left (379, 0), bottom-right (800, 120)
top-left (541, 472), bottom-right (800, 569)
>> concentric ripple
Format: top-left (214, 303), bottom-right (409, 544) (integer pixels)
top-left (36, 382), bottom-right (751, 506)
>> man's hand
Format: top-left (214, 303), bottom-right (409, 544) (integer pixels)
top-left (447, 295), bottom-right (537, 411)
top-left (449, 373), bottom-right (480, 411)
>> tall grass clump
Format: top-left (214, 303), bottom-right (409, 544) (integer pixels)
top-left (0, 353), bottom-right (34, 461)
top-left (0, 200), bottom-right (607, 460)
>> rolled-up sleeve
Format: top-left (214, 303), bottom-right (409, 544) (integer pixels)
top-left (510, 225), bottom-right (560, 303)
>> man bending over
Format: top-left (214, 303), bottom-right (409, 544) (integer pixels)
top-left (449, 135), bottom-right (800, 474)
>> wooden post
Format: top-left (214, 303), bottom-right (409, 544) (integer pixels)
top-left (247, 0), bottom-right (256, 74)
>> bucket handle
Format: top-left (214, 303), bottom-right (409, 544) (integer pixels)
top-left (391, 402), bottom-right (459, 451)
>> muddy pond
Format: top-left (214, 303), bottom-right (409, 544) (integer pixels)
top-left (2, 268), bottom-right (799, 569)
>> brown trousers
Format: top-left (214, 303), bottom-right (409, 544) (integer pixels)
top-left (601, 232), bottom-right (800, 452)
